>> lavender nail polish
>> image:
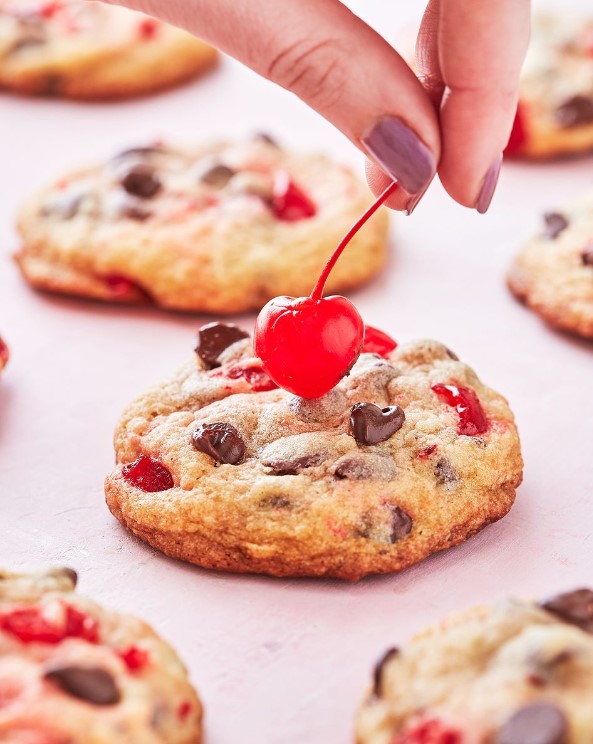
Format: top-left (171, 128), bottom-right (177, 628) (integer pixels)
top-left (362, 116), bottom-right (436, 195)
top-left (476, 155), bottom-right (502, 214)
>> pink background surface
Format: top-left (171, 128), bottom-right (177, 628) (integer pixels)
top-left (1, 1), bottom-right (592, 742)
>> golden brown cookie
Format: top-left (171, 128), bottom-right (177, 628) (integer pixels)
top-left (356, 588), bottom-right (593, 744)
top-left (0, 567), bottom-right (202, 743)
top-left (0, 0), bottom-right (217, 100)
top-left (508, 189), bottom-right (593, 338)
top-left (104, 323), bottom-right (523, 580)
top-left (15, 137), bottom-right (390, 314)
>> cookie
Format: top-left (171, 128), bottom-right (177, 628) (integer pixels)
top-left (508, 189), bottom-right (593, 338)
top-left (356, 588), bottom-right (593, 744)
top-left (15, 137), bottom-right (390, 313)
top-left (104, 323), bottom-right (522, 580)
top-left (0, 567), bottom-right (202, 743)
top-left (0, 0), bottom-right (217, 100)
top-left (506, 12), bottom-right (593, 159)
top-left (0, 335), bottom-right (8, 373)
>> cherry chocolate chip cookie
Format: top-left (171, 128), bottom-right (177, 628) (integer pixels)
top-left (356, 588), bottom-right (593, 744)
top-left (0, 0), bottom-right (217, 99)
top-left (0, 567), bottom-right (202, 743)
top-left (508, 189), bottom-right (593, 339)
top-left (104, 323), bottom-right (522, 580)
top-left (506, 12), bottom-right (593, 159)
top-left (15, 137), bottom-right (390, 313)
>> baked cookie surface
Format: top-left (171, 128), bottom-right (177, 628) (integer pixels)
top-left (0, 567), bottom-right (202, 743)
top-left (105, 324), bottom-right (522, 580)
top-left (506, 12), bottom-right (593, 159)
top-left (356, 588), bottom-right (593, 744)
top-left (0, 0), bottom-right (217, 99)
top-left (15, 138), bottom-right (389, 314)
top-left (508, 189), bottom-right (593, 338)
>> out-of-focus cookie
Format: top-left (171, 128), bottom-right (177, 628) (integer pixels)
top-left (506, 12), bottom-right (593, 159)
top-left (15, 137), bottom-right (390, 313)
top-left (0, 567), bottom-right (202, 743)
top-left (0, 335), bottom-right (8, 373)
top-left (356, 588), bottom-right (593, 744)
top-left (508, 189), bottom-right (593, 338)
top-left (0, 0), bottom-right (217, 100)
top-left (104, 322), bottom-right (522, 580)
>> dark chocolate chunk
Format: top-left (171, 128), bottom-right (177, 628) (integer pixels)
top-left (120, 164), bottom-right (161, 199)
top-left (264, 454), bottom-right (324, 475)
top-left (555, 95), bottom-right (593, 129)
top-left (434, 458), bottom-right (457, 485)
top-left (334, 456), bottom-right (375, 480)
top-left (372, 647), bottom-right (399, 697)
top-left (445, 347), bottom-right (459, 361)
top-left (258, 494), bottom-right (292, 509)
top-left (350, 403), bottom-right (405, 446)
top-left (192, 422), bottom-right (246, 465)
top-left (388, 505), bottom-right (413, 542)
top-left (197, 163), bottom-right (235, 188)
top-left (44, 665), bottom-right (120, 706)
top-left (543, 212), bottom-right (569, 240)
top-left (581, 246), bottom-right (593, 267)
top-left (494, 703), bottom-right (568, 744)
top-left (195, 322), bottom-right (249, 369)
top-left (540, 588), bottom-right (593, 633)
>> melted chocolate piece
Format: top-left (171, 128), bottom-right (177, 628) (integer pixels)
top-left (195, 322), bottom-right (249, 369)
top-left (44, 665), bottom-right (120, 706)
top-left (494, 703), bottom-right (568, 744)
top-left (192, 422), bottom-right (246, 465)
top-left (264, 454), bottom-right (324, 475)
top-left (198, 163), bottom-right (235, 188)
top-left (434, 458), bottom-right (457, 485)
top-left (388, 505), bottom-right (413, 542)
top-left (350, 403), bottom-right (405, 446)
top-left (120, 164), bottom-right (161, 199)
top-left (555, 96), bottom-right (593, 129)
top-left (540, 588), bottom-right (593, 633)
top-left (543, 212), bottom-right (569, 240)
top-left (581, 246), bottom-right (593, 267)
top-left (372, 647), bottom-right (399, 697)
top-left (258, 495), bottom-right (292, 509)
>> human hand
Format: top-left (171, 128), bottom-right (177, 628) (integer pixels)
top-left (101, 0), bottom-right (530, 213)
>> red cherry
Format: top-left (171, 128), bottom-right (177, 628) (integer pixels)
top-left (254, 295), bottom-right (364, 399)
top-left (122, 455), bottom-right (174, 492)
top-left (271, 173), bottom-right (317, 221)
top-left (119, 645), bottom-right (150, 672)
top-left (0, 603), bottom-right (98, 645)
top-left (178, 701), bottom-right (192, 721)
top-left (505, 102), bottom-right (526, 156)
top-left (0, 337), bottom-right (9, 368)
top-left (362, 325), bottom-right (397, 357)
top-left (392, 720), bottom-right (462, 744)
top-left (138, 18), bottom-right (158, 40)
top-left (432, 383), bottom-right (488, 436)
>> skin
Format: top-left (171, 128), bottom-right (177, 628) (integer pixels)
top-left (100, 0), bottom-right (531, 212)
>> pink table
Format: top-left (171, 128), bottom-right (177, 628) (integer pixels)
top-left (1, 1), bottom-right (592, 741)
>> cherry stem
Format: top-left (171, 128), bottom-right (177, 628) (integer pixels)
top-left (310, 180), bottom-right (398, 301)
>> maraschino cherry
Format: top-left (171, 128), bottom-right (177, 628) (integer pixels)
top-left (255, 181), bottom-right (397, 399)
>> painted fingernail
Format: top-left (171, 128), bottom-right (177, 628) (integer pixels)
top-left (362, 116), bottom-right (436, 196)
top-left (476, 155), bottom-right (502, 214)
top-left (405, 178), bottom-right (433, 216)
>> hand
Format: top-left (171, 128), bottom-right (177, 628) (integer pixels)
top-left (101, 0), bottom-right (530, 213)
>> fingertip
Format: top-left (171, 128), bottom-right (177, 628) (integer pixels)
top-left (365, 161), bottom-right (433, 213)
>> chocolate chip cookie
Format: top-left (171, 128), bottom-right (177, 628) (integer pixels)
top-left (356, 588), bottom-right (593, 743)
top-left (104, 323), bottom-right (522, 580)
top-left (0, 0), bottom-right (217, 99)
top-left (15, 137), bottom-right (390, 313)
top-left (506, 12), bottom-right (593, 159)
top-left (0, 567), bottom-right (202, 743)
top-left (508, 189), bottom-right (593, 338)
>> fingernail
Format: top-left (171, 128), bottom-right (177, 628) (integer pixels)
top-left (362, 116), bottom-right (436, 196)
top-left (476, 155), bottom-right (502, 214)
top-left (405, 178), bottom-right (433, 216)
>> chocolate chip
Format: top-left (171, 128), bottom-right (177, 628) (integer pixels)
top-left (388, 505), bottom-right (413, 542)
top-left (264, 454), bottom-right (323, 475)
top-left (494, 703), bottom-right (568, 744)
top-left (195, 322), bottom-right (249, 369)
top-left (372, 647), bottom-right (399, 697)
top-left (540, 588), bottom-right (593, 633)
top-left (192, 422), bottom-right (246, 465)
top-left (334, 456), bottom-right (375, 480)
top-left (44, 665), bottom-right (120, 706)
top-left (434, 458), bottom-right (457, 486)
top-left (120, 164), bottom-right (161, 199)
top-left (253, 132), bottom-right (280, 147)
top-left (350, 403), bottom-right (405, 446)
top-left (445, 347), bottom-right (459, 361)
top-left (543, 212), bottom-right (569, 240)
top-left (333, 453), bottom-right (396, 481)
top-left (55, 567), bottom-right (78, 587)
top-left (555, 96), bottom-right (593, 129)
top-left (581, 246), bottom-right (593, 267)
top-left (258, 494), bottom-right (292, 509)
top-left (197, 163), bottom-right (236, 188)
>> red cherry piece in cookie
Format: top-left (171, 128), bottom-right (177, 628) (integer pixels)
top-left (178, 701), bottom-right (193, 721)
top-left (0, 603), bottom-right (98, 645)
top-left (119, 645), bottom-right (150, 672)
top-left (362, 325), bottom-right (397, 357)
top-left (392, 720), bottom-right (462, 744)
top-left (0, 337), bottom-right (9, 368)
top-left (271, 173), bottom-right (316, 221)
top-left (505, 102), bottom-right (527, 156)
top-left (138, 18), bottom-right (158, 39)
top-left (224, 361), bottom-right (278, 392)
top-left (255, 295), bottom-right (364, 399)
top-left (122, 455), bottom-right (174, 492)
top-left (432, 383), bottom-right (488, 436)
